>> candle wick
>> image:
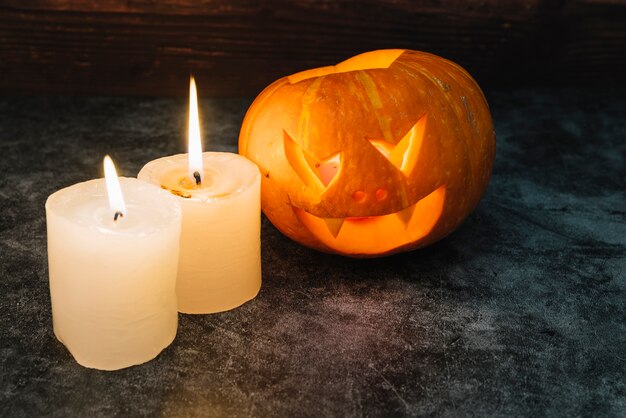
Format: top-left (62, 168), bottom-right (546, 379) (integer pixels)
top-left (193, 171), bottom-right (201, 186)
top-left (114, 211), bottom-right (124, 222)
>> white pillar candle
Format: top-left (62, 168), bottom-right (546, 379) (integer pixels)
top-left (137, 151), bottom-right (261, 314)
top-left (137, 77), bottom-right (262, 314)
top-left (46, 157), bottom-right (182, 370)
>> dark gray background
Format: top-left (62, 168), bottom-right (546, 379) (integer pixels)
top-left (0, 89), bottom-right (624, 417)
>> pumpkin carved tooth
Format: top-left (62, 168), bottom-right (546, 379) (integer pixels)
top-left (323, 217), bottom-right (345, 237)
top-left (396, 204), bottom-right (417, 229)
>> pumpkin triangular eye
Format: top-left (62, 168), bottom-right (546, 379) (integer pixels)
top-left (284, 130), bottom-right (341, 190)
top-left (315, 153), bottom-right (341, 187)
top-left (368, 115), bottom-right (426, 176)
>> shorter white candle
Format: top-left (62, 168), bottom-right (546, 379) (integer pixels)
top-left (46, 156), bottom-right (182, 370)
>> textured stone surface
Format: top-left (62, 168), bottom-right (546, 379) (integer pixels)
top-left (0, 89), bottom-right (624, 417)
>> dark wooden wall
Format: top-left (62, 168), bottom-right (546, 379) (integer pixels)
top-left (1, 0), bottom-right (625, 96)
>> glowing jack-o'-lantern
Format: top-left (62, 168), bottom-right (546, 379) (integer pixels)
top-left (239, 49), bottom-right (495, 257)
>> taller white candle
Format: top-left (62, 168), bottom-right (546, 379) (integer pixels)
top-left (138, 77), bottom-right (261, 314)
top-left (46, 156), bottom-right (182, 370)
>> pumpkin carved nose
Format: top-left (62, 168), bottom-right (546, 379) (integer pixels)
top-left (352, 190), bottom-right (367, 203)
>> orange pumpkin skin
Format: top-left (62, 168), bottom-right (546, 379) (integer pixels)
top-left (239, 49), bottom-right (495, 257)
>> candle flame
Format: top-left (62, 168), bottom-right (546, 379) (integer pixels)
top-left (103, 155), bottom-right (127, 221)
top-left (188, 76), bottom-right (204, 184)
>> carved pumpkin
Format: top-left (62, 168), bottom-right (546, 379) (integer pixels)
top-left (239, 49), bottom-right (495, 257)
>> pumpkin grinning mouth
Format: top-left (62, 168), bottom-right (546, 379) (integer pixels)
top-left (293, 185), bottom-right (446, 254)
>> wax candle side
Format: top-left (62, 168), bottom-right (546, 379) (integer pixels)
top-left (138, 152), bottom-right (262, 314)
top-left (46, 178), bottom-right (181, 370)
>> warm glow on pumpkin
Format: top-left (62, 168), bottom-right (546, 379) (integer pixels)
top-left (239, 49), bottom-right (496, 257)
